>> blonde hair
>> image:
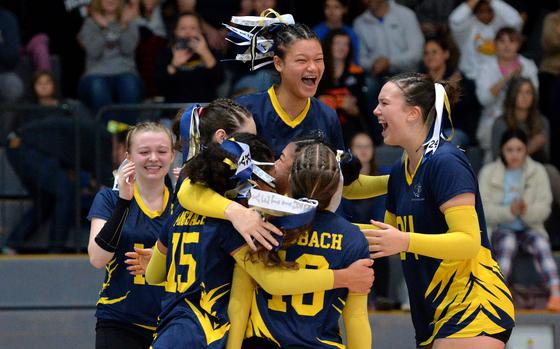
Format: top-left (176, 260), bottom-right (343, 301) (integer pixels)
top-left (125, 122), bottom-right (174, 152)
top-left (89, 0), bottom-right (124, 20)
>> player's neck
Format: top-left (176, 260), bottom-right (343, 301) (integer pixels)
top-left (275, 85), bottom-right (308, 120)
top-left (403, 129), bottom-right (427, 174)
top-left (135, 177), bottom-right (165, 203)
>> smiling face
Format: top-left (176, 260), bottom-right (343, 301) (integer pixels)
top-left (274, 39), bottom-right (325, 99)
top-left (502, 137), bottom-right (527, 169)
top-left (373, 82), bottom-right (412, 146)
top-left (274, 142), bottom-right (296, 195)
top-left (127, 131), bottom-right (174, 181)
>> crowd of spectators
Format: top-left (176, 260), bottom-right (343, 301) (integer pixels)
top-left (1, 0), bottom-right (559, 310)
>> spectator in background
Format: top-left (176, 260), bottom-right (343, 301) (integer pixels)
top-left (161, 0), bottom-right (196, 35)
top-left (154, 12), bottom-right (223, 103)
top-left (398, 0), bottom-right (462, 36)
top-left (313, 0), bottom-right (360, 64)
top-left (491, 77), bottom-right (560, 210)
top-left (353, 0), bottom-right (424, 79)
top-left (133, 0), bottom-right (168, 98)
top-left (4, 83), bottom-right (112, 255)
top-left (0, 6), bottom-right (24, 136)
top-left (8, 71), bottom-right (93, 131)
top-left (317, 29), bottom-right (370, 144)
top-left (491, 77), bottom-right (550, 163)
top-left (161, 0), bottom-right (233, 54)
top-left (420, 34), bottom-right (481, 146)
top-left (134, 0), bottom-right (166, 38)
top-left (479, 129), bottom-right (560, 312)
top-left (475, 27), bottom-right (538, 162)
top-left (449, 0), bottom-right (523, 81)
top-left (23, 33), bottom-right (53, 73)
top-left (78, 0), bottom-right (143, 124)
top-left (353, 0), bottom-right (424, 143)
top-left (341, 132), bottom-right (393, 309)
top-left (539, 10), bottom-right (560, 170)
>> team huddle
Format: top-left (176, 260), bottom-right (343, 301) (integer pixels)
top-left (87, 11), bottom-right (515, 349)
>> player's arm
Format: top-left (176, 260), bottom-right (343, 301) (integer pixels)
top-left (88, 217), bottom-right (117, 268)
top-left (226, 264), bottom-right (255, 349)
top-left (145, 240), bottom-right (168, 285)
top-left (342, 174), bottom-right (389, 200)
top-left (342, 293), bottom-right (372, 349)
top-left (178, 178), bottom-right (231, 219)
top-left (365, 193), bottom-right (481, 260)
top-left (231, 246), bottom-right (374, 295)
top-left (178, 179), bottom-right (282, 251)
top-left (89, 163), bottom-right (136, 268)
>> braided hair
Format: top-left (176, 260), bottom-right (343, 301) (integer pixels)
top-left (291, 143), bottom-right (341, 211)
top-left (172, 98), bottom-right (253, 151)
top-left (262, 22), bottom-right (319, 60)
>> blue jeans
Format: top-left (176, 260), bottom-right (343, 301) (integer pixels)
top-left (78, 73), bottom-right (143, 125)
top-left (6, 145), bottom-right (74, 251)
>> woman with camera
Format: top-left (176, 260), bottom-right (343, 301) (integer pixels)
top-left (154, 11), bottom-right (224, 103)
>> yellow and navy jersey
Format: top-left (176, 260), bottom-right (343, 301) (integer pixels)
top-left (154, 204), bottom-right (246, 348)
top-left (247, 211), bottom-right (369, 348)
top-left (386, 141), bottom-right (515, 347)
top-left (235, 86), bottom-right (345, 158)
top-left (87, 186), bottom-right (170, 329)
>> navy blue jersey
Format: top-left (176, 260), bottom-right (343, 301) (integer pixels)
top-left (386, 142), bottom-right (515, 347)
top-left (87, 185), bottom-right (170, 329)
top-left (152, 204), bottom-right (246, 349)
top-left (235, 87), bottom-right (344, 158)
top-left (246, 211), bottom-right (369, 348)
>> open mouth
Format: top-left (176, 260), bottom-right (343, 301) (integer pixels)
top-left (379, 121), bottom-right (388, 131)
top-left (302, 76), bottom-right (317, 87)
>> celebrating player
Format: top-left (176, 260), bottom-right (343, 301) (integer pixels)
top-left (363, 72), bottom-right (515, 348)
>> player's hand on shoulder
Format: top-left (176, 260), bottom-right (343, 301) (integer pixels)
top-left (364, 220), bottom-right (409, 259)
top-left (335, 259), bottom-right (374, 294)
top-left (228, 206), bottom-right (283, 251)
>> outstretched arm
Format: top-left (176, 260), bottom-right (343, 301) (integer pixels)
top-left (343, 174), bottom-right (389, 200)
top-left (365, 193), bottom-right (481, 260)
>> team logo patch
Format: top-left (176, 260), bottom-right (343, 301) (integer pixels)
top-left (412, 183), bottom-right (424, 201)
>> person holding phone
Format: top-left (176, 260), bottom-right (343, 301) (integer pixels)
top-left (154, 11), bottom-right (224, 103)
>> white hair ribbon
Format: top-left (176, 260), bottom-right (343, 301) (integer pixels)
top-left (230, 13), bottom-right (295, 27)
top-left (423, 83), bottom-right (451, 156)
top-left (248, 188), bottom-right (317, 216)
top-left (224, 9), bottom-right (296, 71)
